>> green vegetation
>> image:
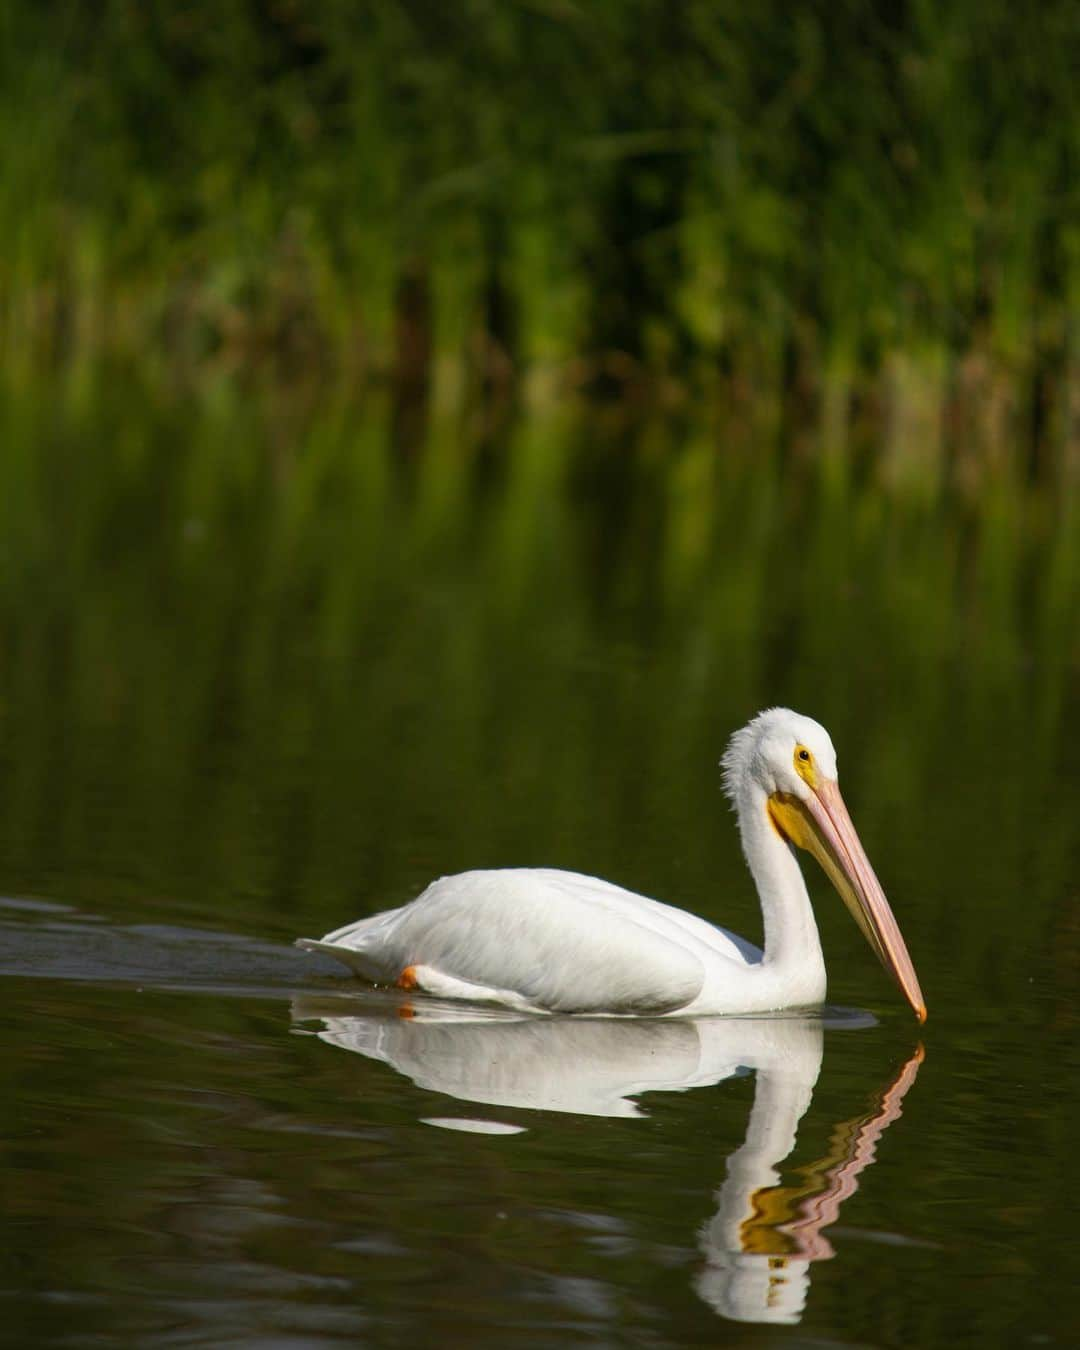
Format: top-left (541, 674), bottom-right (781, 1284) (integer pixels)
top-left (1, 1), bottom-right (1078, 476)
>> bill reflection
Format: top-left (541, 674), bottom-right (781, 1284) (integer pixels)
top-left (696, 1036), bottom-right (923, 1323)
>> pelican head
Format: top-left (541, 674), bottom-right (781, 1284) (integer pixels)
top-left (723, 708), bottom-right (927, 1023)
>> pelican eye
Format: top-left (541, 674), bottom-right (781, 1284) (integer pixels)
top-left (793, 745), bottom-right (817, 786)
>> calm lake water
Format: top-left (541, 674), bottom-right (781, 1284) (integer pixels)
top-left (2, 375), bottom-right (1078, 1347)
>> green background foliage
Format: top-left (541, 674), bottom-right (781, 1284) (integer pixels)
top-left (2, 1), bottom-right (1077, 457)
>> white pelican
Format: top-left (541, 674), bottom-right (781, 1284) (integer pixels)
top-left (297, 708), bottom-right (926, 1020)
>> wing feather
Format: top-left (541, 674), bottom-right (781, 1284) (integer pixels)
top-left (303, 869), bottom-right (730, 1014)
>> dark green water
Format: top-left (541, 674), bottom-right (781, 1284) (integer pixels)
top-left (2, 375), bottom-right (1078, 1347)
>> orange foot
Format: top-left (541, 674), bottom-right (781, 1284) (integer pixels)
top-left (396, 965), bottom-right (419, 990)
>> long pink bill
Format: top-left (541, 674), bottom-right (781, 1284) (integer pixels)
top-left (805, 778), bottom-right (927, 1023)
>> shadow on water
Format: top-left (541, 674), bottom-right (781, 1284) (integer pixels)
top-left (293, 993), bottom-right (923, 1326)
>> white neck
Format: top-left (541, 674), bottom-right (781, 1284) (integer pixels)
top-left (735, 783), bottom-right (827, 1003)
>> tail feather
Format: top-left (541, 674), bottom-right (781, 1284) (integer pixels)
top-left (319, 906), bottom-right (404, 947)
top-left (295, 938), bottom-right (385, 980)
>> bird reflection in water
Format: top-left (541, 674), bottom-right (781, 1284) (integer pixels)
top-left (292, 996), bottom-right (923, 1325)
top-left (696, 1035), bottom-right (923, 1323)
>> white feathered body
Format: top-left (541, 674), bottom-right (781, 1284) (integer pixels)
top-left (297, 866), bottom-right (827, 1017)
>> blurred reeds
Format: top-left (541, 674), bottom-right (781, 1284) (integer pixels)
top-left (1, 1), bottom-right (1077, 481)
